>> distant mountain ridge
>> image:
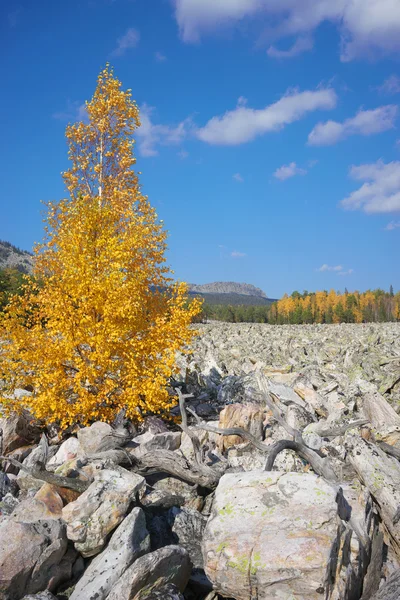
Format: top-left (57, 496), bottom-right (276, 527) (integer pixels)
top-left (0, 241), bottom-right (33, 274)
top-left (0, 242), bottom-right (272, 305)
top-left (188, 282), bottom-right (267, 298)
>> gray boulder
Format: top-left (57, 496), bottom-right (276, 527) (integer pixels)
top-left (106, 545), bottom-right (191, 600)
top-left (169, 507), bottom-right (208, 569)
top-left (70, 507), bottom-right (150, 600)
top-left (62, 467), bottom-right (145, 557)
top-left (77, 421), bottom-right (114, 454)
top-left (0, 404), bottom-right (40, 455)
top-left (133, 583), bottom-right (185, 599)
top-left (22, 593), bottom-right (57, 600)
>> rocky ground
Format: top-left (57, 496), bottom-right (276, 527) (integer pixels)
top-left (1, 322), bottom-right (400, 600)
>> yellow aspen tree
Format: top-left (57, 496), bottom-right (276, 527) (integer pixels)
top-left (0, 65), bottom-right (201, 428)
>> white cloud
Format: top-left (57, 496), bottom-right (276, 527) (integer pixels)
top-left (376, 75), bottom-right (400, 95)
top-left (111, 28), bottom-right (140, 57)
top-left (177, 149), bottom-right (189, 159)
top-left (385, 220), bottom-right (400, 230)
top-left (155, 52), bottom-right (167, 62)
top-left (233, 173), bottom-right (244, 182)
top-left (308, 105), bottom-right (397, 146)
top-left (274, 162), bottom-right (307, 181)
top-left (341, 160), bottom-right (400, 214)
top-left (196, 88), bottom-right (337, 146)
top-left (174, 0), bottom-right (263, 42)
top-left (136, 104), bottom-right (191, 157)
top-left (338, 269), bottom-right (354, 276)
top-left (267, 36), bottom-right (313, 59)
top-left (317, 264), bottom-right (343, 272)
top-left (173, 0), bottom-right (400, 61)
top-left (53, 100), bottom-right (88, 122)
top-left (231, 250), bottom-right (247, 258)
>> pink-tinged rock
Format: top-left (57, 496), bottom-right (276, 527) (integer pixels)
top-left (202, 471), bottom-right (338, 600)
top-left (218, 403), bottom-right (264, 451)
top-left (47, 437), bottom-right (85, 467)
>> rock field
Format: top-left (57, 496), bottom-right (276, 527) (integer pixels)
top-left (1, 322), bottom-right (400, 600)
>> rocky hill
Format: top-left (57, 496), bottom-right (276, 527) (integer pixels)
top-left (188, 282), bottom-right (267, 298)
top-left (0, 240), bottom-right (33, 274)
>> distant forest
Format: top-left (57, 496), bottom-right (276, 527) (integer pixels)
top-left (196, 288), bottom-right (400, 324)
top-left (1, 267), bottom-right (399, 324)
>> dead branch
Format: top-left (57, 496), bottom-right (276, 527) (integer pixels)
top-left (0, 455), bottom-right (91, 493)
top-left (377, 441), bottom-right (400, 461)
top-left (315, 419), bottom-right (369, 438)
top-left (132, 449), bottom-right (221, 489)
top-left (255, 374), bottom-right (304, 443)
top-left (176, 388), bottom-right (205, 466)
top-left (263, 439), bottom-right (338, 483)
top-left (187, 407), bottom-right (271, 453)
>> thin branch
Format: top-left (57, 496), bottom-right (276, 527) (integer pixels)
top-left (377, 441), bottom-right (400, 462)
top-left (263, 439), bottom-right (338, 483)
top-left (0, 455), bottom-right (91, 493)
top-left (187, 407), bottom-right (270, 454)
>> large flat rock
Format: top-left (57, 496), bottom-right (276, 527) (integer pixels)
top-left (202, 471), bottom-right (338, 600)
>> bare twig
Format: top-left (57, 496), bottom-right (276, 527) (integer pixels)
top-left (263, 439), bottom-right (338, 483)
top-left (187, 407), bottom-right (270, 453)
top-left (0, 455), bottom-right (91, 493)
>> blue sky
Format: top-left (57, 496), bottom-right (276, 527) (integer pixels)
top-left (1, 0), bottom-right (399, 298)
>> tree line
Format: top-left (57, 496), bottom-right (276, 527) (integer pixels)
top-left (196, 288), bottom-right (400, 324)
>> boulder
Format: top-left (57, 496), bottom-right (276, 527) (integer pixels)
top-left (170, 507), bottom-right (208, 569)
top-left (106, 545), bottom-right (191, 600)
top-left (129, 431), bottom-right (181, 458)
top-left (0, 408), bottom-right (41, 455)
top-left (0, 472), bottom-right (14, 500)
top-left (62, 467), bottom-right (145, 557)
top-left (77, 421), bottom-right (114, 454)
top-left (293, 381), bottom-right (327, 416)
top-left (362, 392), bottom-right (400, 445)
top-left (16, 445), bottom-right (49, 493)
top-left (133, 583), bottom-right (185, 599)
top-left (0, 518), bottom-right (68, 599)
top-left (369, 569), bottom-right (400, 600)
top-left (0, 492), bottom-right (19, 517)
top-left (202, 471), bottom-right (339, 600)
top-left (47, 437), bottom-right (85, 467)
top-left (70, 507), bottom-right (150, 600)
top-left (218, 403), bottom-right (264, 451)
top-left (22, 593), bottom-right (57, 600)
top-left (12, 484), bottom-right (63, 522)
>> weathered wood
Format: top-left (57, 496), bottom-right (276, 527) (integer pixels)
top-left (176, 388), bottom-right (205, 466)
top-left (255, 373), bottom-right (304, 444)
top-left (0, 455), bottom-right (91, 493)
top-left (362, 392), bottom-right (400, 435)
top-left (378, 441), bottom-right (400, 461)
top-left (189, 406), bottom-right (339, 483)
top-left (347, 434), bottom-right (400, 559)
top-left (361, 524), bottom-right (384, 600)
top-left (316, 419), bottom-right (369, 438)
top-left (368, 569), bottom-right (400, 600)
top-left (133, 449), bottom-right (221, 489)
top-left (188, 408), bottom-right (271, 454)
top-left (263, 439), bottom-right (338, 483)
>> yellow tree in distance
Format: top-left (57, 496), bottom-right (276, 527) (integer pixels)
top-left (0, 65), bottom-right (201, 428)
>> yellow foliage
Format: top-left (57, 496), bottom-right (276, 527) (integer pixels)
top-left (0, 65), bottom-right (201, 428)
